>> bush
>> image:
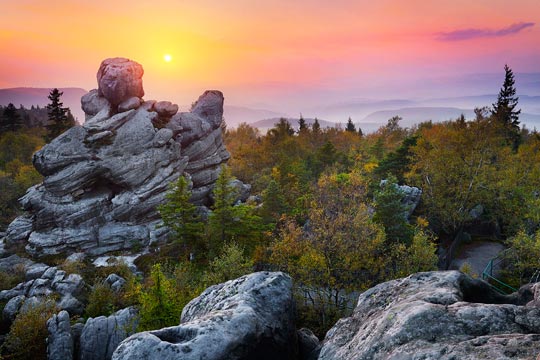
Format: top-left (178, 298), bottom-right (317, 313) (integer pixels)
top-left (85, 280), bottom-right (116, 318)
top-left (1, 299), bottom-right (57, 360)
top-left (136, 263), bottom-right (184, 331)
top-left (0, 265), bottom-right (26, 291)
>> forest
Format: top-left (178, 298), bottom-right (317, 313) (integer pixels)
top-left (1, 68), bottom-right (540, 358)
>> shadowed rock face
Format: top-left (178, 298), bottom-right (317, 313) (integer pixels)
top-left (112, 272), bottom-right (296, 360)
top-left (319, 271), bottom-right (540, 360)
top-left (4, 58), bottom-right (230, 257)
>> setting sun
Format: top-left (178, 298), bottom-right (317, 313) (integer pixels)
top-left (163, 54), bottom-right (172, 63)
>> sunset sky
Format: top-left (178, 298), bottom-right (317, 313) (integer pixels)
top-left (1, 0), bottom-right (539, 111)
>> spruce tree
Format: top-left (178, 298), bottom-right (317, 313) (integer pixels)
top-left (298, 114), bottom-right (308, 134)
top-left (492, 65), bottom-right (521, 148)
top-left (158, 175), bottom-right (204, 257)
top-left (46, 88), bottom-right (75, 141)
top-left (345, 117), bottom-right (356, 132)
top-left (312, 117), bottom-right (321, 133)
top-left (1, 103), bottom-right (22, 133)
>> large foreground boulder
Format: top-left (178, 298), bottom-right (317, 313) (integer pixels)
top-left (112, 271), bottom-right (296, 360)
top-left (319, 271), bottom-right (540, 360)
top-left (4, 57), bottom-right (232, 257)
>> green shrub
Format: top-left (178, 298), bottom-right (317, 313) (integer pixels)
top-left (0, 265), bottom-right (26, 291)
top-left (136, 263), bottom-right (184, 331)
top-left (85, 280), bottom-right (116, 318)
top-left (1, 299), bottom-right (57, 360)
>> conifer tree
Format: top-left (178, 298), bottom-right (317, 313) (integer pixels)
top-left (158, 175), bottom-right (204, 257)
top-left (260, 179), bottom-right (287, 224)
top-left (46, 88), bottom-right (75, 141)
top-left (345, 117), bottom-right (356, 132)
top-left (298, 114), bottom-right (308, 134)
top-left (312, 117), bottom-right (321, 133)
top-left (208, 165), bottom-right (265, 257)
top-left (1, 103), bottom-right (22, 133)
top-left (492, 64), bottom-right (521, 148)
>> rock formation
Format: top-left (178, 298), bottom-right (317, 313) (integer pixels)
top-left (112, 271), bottom-right (296, 360)
top-left (4, 57), bottom-right (231, 257)
top-left (0, 255), bottom-right (86, 319)
top-left (319, 271), bottom-right (540, 360)
top-left (46, 307), bottom-right (138, 360)
top-left (47, 310), bottom-right (74, 360)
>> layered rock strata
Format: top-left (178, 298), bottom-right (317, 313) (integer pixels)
top-left (4, 58), bottom-right (230, 257)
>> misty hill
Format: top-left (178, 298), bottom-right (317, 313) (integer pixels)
top-left (0, 87), bottom-right (86, 122)
top-left (223, 105), bottom-right (287, 128)
top-left (360, 107), bottom-right (475, 128)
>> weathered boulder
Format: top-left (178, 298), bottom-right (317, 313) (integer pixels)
top-left (0, 263), bottom-right (86, 317)
top-left (5, 58), bottom-right (231, 257)
top-left (47, 310), bottom-right (74, 360)
top-left (112, 271), bottom-right (296, 360)
top-left (380, 180), bottom-right (422, 218)
top-left (319, 271), bottom-right (540, 360)
top-left (97, 58), bottom-right (144, 106)
top-left (81, 89), bottom-right (111, 121)
top-left (80, 307), bottom-right (138, 360)
top-left (297, 328), bottom-right (321, 360)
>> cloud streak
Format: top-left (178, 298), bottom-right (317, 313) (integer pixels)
top-left (437, 22), bottom-right (534, 41)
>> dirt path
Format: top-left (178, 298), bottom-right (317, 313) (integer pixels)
top-left (449, 241), bottom-right (505, 277)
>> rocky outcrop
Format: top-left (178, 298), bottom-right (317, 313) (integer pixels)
top-left (319, 271), bottom-right (540, 360)
top-left (380, 180), bottom-right (422, 218)
top-left (47, 310), bottom-right (74, 360)
top-left (4, 57), bottom-right (231, 257)
top-left (112, 271), bottom-right (296, 360)
top-left (80, 307), bottom-right (138, 360)
top-left (0, 255), bottom-right (86, 318)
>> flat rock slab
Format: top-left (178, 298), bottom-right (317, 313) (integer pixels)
top-left (113, 271), bottom-right (296, 360)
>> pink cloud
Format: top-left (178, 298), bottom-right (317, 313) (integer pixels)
top-left (437, 22), bottom-right (534, 41)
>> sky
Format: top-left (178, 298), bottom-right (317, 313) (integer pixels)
top-left (0, 0), bottom-right (539, 111)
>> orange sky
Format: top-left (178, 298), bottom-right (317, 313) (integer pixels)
top-left (1, 0), bottom-right (539, 109)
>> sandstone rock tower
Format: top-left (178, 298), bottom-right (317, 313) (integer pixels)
top-left (4, 58), bottom-right (230, 257)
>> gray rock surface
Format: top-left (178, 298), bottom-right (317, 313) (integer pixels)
top-left (80, 307), bottom-right (138, 360)
top-left (0, 263), bottom-right (86, 316)
top-left (113, 271), bottom-right (296, 360)
top-left (81, 89), bottom-right (111, 121)
top-left (319, 271), bottom-right (540, 360)
top-left (97, 58), bottom-right (144, 106)
top-left (298, 328), bottom-right (321, 360)
top-left (47, 310), bottom-right (74, 360)
top-left (154, 101), bottom-right (179, 117)
top-left (118, 96), bottom-right (142, 112)
top-left (5, 58), bottom-right (232, 257)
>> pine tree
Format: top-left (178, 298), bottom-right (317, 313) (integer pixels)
top-left (260, 179), bottom-right (287, 224)
top-left (298, 114), bottom-right (308, 134)
top-left (158, 175), bottom-right (204, 257)
top-left (373, 178), bottom-right (414, 245)
top-left (208, 165), bottom-right (239, 256)
top-left (46, 88), bottom-right (75, 141)
top-left (492, 64), bottom-right (521, 148)
top-left (312, 118), bottom-right (321, 133)
top-left (1, 103), bottom-right (23, 133)
top-left (358, 127), bottom-right (363, 137)
top-left (208, 165), bottom-right (265, 257)
top-left (345, 117), bottom-right (356, 132)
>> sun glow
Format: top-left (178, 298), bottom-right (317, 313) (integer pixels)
top-left (163, 54), bottom-right (172, 63)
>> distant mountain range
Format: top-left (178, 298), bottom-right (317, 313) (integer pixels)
top-left (0, 87), bottom-right (87, 122)
top-left (1, 87), bottom-right (539, 133)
